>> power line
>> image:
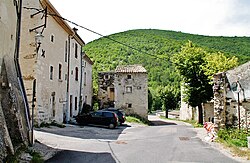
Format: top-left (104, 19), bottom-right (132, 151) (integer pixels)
top-left (23, 7), bottom-right (163, 59)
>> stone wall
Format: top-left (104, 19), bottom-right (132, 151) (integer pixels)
top-left (213, 61), bottom-right (250, 130)
top-left (114, 72), bottom-right (148, 120)
top-left (98, 72), bottom-right (115, 109)
top-left (0, 0), bottom-right (30, 161)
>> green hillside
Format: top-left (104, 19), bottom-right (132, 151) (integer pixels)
top-left (83, 29), bottom-right (250, 110)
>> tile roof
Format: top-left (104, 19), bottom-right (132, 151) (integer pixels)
top-left (115, 65), bottom-right (147, 73)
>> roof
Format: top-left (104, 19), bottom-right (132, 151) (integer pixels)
top-left (41, 0), bottom-right (85, 45)
top-left (83, 54), bottom-right (94, 65)
top-left (115, 65), bottom-right (147, 73)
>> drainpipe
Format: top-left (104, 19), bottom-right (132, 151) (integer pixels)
top-left (78, 51), bottom-right (84, 114)
top-left (66, 35), bottom-right (71, 123)
top-left (15, 0), bottom-right (32, 143)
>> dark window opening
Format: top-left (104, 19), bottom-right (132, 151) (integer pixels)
top-left (65, 41), bottom-right (68, 62)
top-left (75, 43), bottom-right (78, 58)
top-left (58, 64), bottom-right (62, 80)
top-left (75, 97), bottom-right (78, 111)
top-left (75, 67), bottom-right (79, 81)
top-left (127, 74), bottom-right (132, 79)
top-left (51, 35), bottom-right (54, 42)
top-left (50, 66), bottom-right (53, 80)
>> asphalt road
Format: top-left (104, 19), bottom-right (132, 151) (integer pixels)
top-left (34, 115), bottom-right (243, 163)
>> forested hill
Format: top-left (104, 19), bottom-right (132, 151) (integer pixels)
top-left (83, 29), bottom-right (250, 89)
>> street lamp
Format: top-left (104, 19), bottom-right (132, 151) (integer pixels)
top-left (35, 32), bottom-right (44, 53)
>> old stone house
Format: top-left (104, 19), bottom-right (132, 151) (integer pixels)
top-left (98, 65), bottom-right (148, 120)
top-left (213, 61), bottom-right (250, 130)
top-left (180, 61), bottom-right (250, 130)
top-left (20, 0), bottom-right (93, 125)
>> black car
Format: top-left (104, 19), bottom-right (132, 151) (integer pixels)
top-left (102, 108), bottom-right (126, 124)
top-left (75, 110), bottom-right (119, 129)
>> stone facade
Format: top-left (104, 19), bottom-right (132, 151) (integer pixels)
top-left (213, 61), bottom-right (250, 130)
top-left (0, 0), bottom-right (30, 161)
top-left (98, 72), bottom-right (115, 109)
top-left (20, 0), bottom-right (93, 124)
top-left (98, 65), bottom-right (148, 120)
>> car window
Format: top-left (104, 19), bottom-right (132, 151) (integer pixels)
top-left (103, 112), bottom-right (113, 117)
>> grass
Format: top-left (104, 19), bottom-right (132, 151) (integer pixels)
top-left (36, 121), bottom-right (65, 128)
top-left (126, 116), bottom-right (148, 125)
top-left (29, 150), bottom-right (44, 163)
top-left (216, 128), bottom-right (250, 160)
top-left (181, 119), bottom-right (204, 128)
top-left (4, 145), bottom-right (44, 163)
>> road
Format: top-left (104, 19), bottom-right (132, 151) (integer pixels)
top-left (34, 115), bottom-right (243, 163)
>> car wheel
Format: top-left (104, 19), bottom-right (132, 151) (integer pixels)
top-left (109, 123), bottom-right (115, 129)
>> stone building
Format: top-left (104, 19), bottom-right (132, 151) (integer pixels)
top-left (98, 65), bottom-right (148, 120)
top-left (81, 54), bottom-right (94, 110)
top-left (20, 0), bottom-right (93, 124)
top-left (0, 0), bottom-right (30, 160)
top-left (98, 71), bottom-right (115, 109)
top-left (213, 61), bottom-right (250, 130)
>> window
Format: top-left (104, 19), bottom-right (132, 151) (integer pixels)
top-left (75, 97), bottom-right (77, 111)
top-left (84, 72), bottom-right (87, 85)
top-left (128, 103), bottom-right (132, 108)
top-left (70, 95), bottom-right (72, 117)
top-left (75, 67), bottom-right (79, 81)
top-left (58, 64), bottom-right (62, 80)
top-left (104, 74), bottom-right (109, 80)
top-left (127, 74), bottom-right (132, 79)
top-left (50, 35), bottom-right (54, 43)
top-left (126, 86), bottom-right (132, 93)
top-left (75, 43), bottom-right (78, 58)
top-left (65, 41), bottom-right (68, 62)
top-left (50, 66), bottom-right (53, 80)
top-left (103, 112), bottom-right (113, 117)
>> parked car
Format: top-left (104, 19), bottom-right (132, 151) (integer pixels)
top-left (75, 110), bottom-right (119, 129)
top-left (102, 108), bottom-right (126, 124)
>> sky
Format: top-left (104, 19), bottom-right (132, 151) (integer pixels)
top-left (49, 0), bottom-right (250, 43)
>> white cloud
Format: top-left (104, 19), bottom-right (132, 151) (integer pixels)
top-left (50, 0), bottom-right (250, 42)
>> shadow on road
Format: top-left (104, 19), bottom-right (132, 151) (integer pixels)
top-left (149, 120), bottom-right (177, 126)
top-left (45, 150), bottom-right (116, 163)
top-left (35, 123), bottom-right (131, 140)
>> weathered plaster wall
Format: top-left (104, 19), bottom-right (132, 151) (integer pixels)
top-left (67, 39), bottom-right (82, 120)
top-left (82, 57), bottom-right (93, 106)
top-left (20, 0), bottom-right (72, 124)
top-left (114, 72), bottom-right (148, 119)
top-left (179, 85), bottom-right (198, 121)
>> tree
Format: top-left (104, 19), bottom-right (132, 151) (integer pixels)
top-left (202, 52), bottom-right (238, 81)
top-left (148, 89), bottom-right (153, 113)
top-left (172, 41), bottom-right (213, 124)
top-left (158, 85), bottom-right (178, 118)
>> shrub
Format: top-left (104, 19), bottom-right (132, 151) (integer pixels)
top-left (217, 128), bottom-right (250, 147)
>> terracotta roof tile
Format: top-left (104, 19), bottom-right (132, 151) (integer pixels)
top-left (115, 65), bottom-right (147, 73)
